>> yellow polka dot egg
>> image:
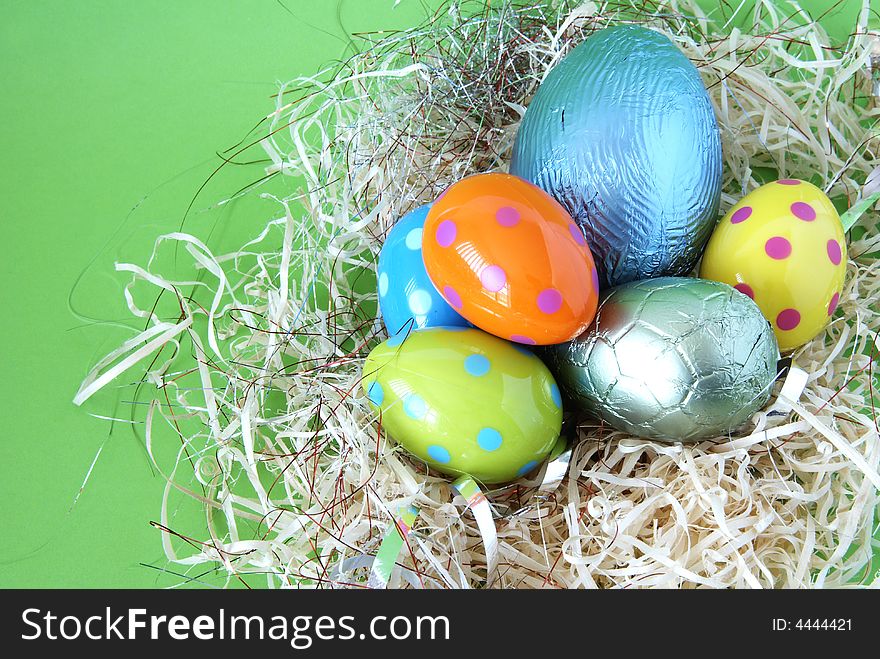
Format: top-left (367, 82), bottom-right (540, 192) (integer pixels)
top-left (700, 179), bottom-right (846, 351)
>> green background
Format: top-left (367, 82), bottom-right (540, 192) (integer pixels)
top-left (0, 0), bottom-right (875, 588)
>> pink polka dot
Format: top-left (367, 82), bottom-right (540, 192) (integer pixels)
top-left (537, 288), bottom-right (563, 314)
top-left (591, 267), bottom-right (600, 292)
top-left (734, 283), bottom-right (755, 299)
top-left (826, 239), bottom-right (842, 265)
top-left (435, 220), bottom-right (457, 247)
top-left (776, 308), bottom-right (801, 331)
top-left (444, 285), bottom-right (463, 310)
top-left (496, 206), bottom-right (520, 227)
top-left (730, 206), bottom-right (752, 224)
top-left (511, 334), bottom-right (536, 345)
top-left (828, 292), bottom-right (840, 316)
top-left (791, 201), bottom-right (816, 221)
top-left (480, 265), bottom-right (507, 292)
top-left (436, 187), bottom-right (449, 201)
top-left (765, 236), bottom-right (792, 260)
top-left (569, 223), bottom-right (587, 246)
top-left (778, 179), bottom-right (801, 185)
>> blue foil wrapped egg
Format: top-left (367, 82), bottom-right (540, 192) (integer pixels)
top-left (511, 25), bottom-right (722, 287)
top-left (377, 204), bottom-right (468, 335)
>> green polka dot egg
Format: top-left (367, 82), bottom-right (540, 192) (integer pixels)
top-left (700, 179), bottom-right (846, 351)
top-left (362, 327), bottom-right (562, 484)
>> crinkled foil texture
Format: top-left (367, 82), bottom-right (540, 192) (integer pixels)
top-left (545, 278), bottom-right (780, 442)
top-left (511, 25), bottom-right (722, 287)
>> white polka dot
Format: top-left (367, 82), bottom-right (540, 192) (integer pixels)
top-left (405, 228), bottom-right (423, 251)
top-left (378, 272), bottom-right (389, 297)
top-left (408, 289), bottom-right (432, 315)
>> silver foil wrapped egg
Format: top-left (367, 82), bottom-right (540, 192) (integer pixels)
top-left (511, 25), bottom-right (722, 287)
top-left (544, 278), bottom-right (780, 442)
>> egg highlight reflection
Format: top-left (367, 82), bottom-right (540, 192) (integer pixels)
top-left (545, 278), bottom-right (779, 443)
top-left (363, 327), bottom-right (562, 484)
top-left (510, 25), bottom-right (722, 287)
top-left (422, 173), bottom-right (599, 346)
top-left (377, 204), bottom-right (469, 336)
top-left (699, 179), bottom-right (847, 351)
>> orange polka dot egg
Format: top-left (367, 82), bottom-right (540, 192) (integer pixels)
top-left (699, 179), bottom-right (846, 351)
top-left (422, 173), bottom-right (599, 345)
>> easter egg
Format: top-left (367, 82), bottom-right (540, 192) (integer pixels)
top-left (377, 204), bottom-right (468, 335)
top-left (422, 173), bottom-right (599, 345)
top-left (510, 25), bottom-right (722, 287)
top-left (362, 327), bottom-right (562, 484)
top-left (699, 179), bottom-right (847, 351)
top-left (545, 278), bottom-right (779, 443)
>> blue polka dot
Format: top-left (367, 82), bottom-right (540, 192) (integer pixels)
top-left (517, 461), bottom-right (539, 477)
top-left (405, 228), bottom-right (423, 250)
top-left (367, 381), bottom-right (384, 406)
top-left (378, 272), bottom-right (389, 297)
top-left (477, 427), bottom-right (503, 451)
top-left (408, 289), bottom-right (432, 315)
top-left (403, 394), bottom-right (427, 420)
top-left (427, 445), bottom-right (451, 463)
top-left (464, 354), bottom-right (490, 377)
top-left (550, 383), bottom-right (562, 409)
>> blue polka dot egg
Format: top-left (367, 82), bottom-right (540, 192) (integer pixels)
top-left (362, 327), bottom-right (562, 484)
top-left (377, 204), bottom-right (468, 336)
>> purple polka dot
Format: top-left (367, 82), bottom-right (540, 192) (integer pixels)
top-left (826, 239), bottom-right (842, 266)
top-left (765, 236), bottom-right (792, 260)
top-left (828, 292), bottom-right (840, 316)
top-left (569, 223), bottom-right (587, 246)
top-left (778, 179), bottom-right (801, 185)
top-left (734, 283), bottom-right (755, 299)
top-left (591, 267), bottom-right (600, 292)
top-left (510, 334), bottom-right (537, 345)
top-left (730, 206), bottom-right (752, 224)
top-left (480, 265), bottom-right (507, 292)
top-left (776, 308), bottom-right (801, 331)
top-left (435, 220), bottom-right (457, 247)
top-left (444, 285), bottom-right (463, 310)
top-left (496, 206), bottom-right (520, 227)
top-left (791, 201), bottom-right (816, 222)
top-left (537, 288), bottom-right (563, 314)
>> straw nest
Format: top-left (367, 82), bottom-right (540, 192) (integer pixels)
top-left (77, 0), bottom-right (880, 588)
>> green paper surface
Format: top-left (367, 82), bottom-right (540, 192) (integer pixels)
top-left (0, 0), bottom-right (876, 588)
